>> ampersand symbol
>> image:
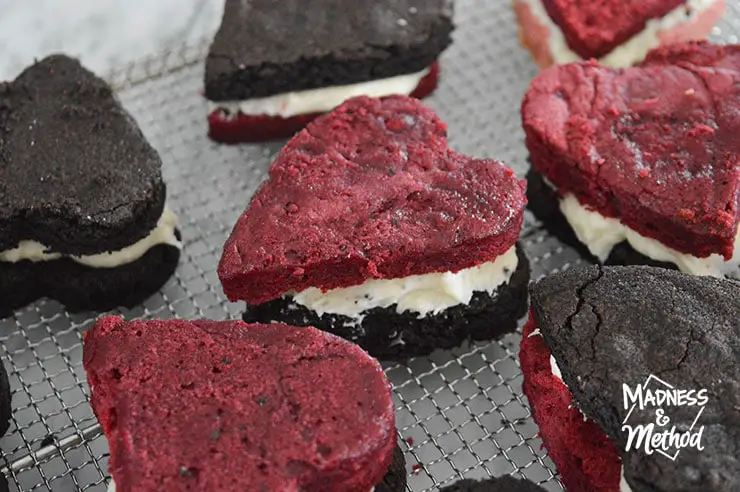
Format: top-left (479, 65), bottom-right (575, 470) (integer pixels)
top-left (655, 409), bottom-right (670, 427)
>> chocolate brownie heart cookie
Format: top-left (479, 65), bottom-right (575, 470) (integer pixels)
top-left (205, 0), bottom-right (454, 143)
top-left (0, 55), bottom-right (181, 316)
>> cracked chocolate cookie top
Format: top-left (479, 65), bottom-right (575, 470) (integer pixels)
top-left (0, 55), bottom-right (165, 255)
top-left (84, 316), bottom-right (396, 491)
top-left (531, 265), bottom-right (740, 492)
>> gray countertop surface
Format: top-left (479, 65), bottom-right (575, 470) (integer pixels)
top-left (3, 1), bottom-right (739, 82)
top-left (0, 0), bottom-right (223, 80)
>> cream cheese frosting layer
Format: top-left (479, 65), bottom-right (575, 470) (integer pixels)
top-left (210, 68), bottom-right (430, 119)
top-left (556, 191), bottom-right (740, 278)
top-left (0, 207), bottom-right (181, 268)
top-left (521, 0), bottom-right (717, 67)
top-left (289, 245), bottom-right (519, 319)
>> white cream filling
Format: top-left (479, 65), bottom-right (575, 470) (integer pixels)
top-left (522, 0), bottom-right (716, 67)
top-left (620, 470), bottom-right (635, 492)
top-left (556, 191), bottom-right (740, 278)
top-left (290, 245), bottom-right (519, 319)
top-left (0, 207), bottom-right (181, 268)
top-left (549, 354), bottom-right (563, 380)
top-left (210, 68), bottom-right (430, 119)
top-left (541, 335), bottom-right (633, 492)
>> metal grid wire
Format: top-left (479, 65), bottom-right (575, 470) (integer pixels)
top-left (1, 1), bottom-right (739, 490)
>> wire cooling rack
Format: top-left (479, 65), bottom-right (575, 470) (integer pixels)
top-left (2, 1), bottom-right (740, 490)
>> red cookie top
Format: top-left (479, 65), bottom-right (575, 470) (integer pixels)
top-left (542, 0), bottom-right (686, 59)
top-left (84, 316), bottom-right (396, 492)
top-left (522, 42), bottom-right (740, 259)
top-left (219, 96), bottom-right (526, 305)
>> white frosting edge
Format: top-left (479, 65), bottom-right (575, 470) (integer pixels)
top-left (0, 207), bottom-right (182, 268)
top-left (209, 68), bottom-right (430, 119)
top-left (549, 354), bottom-right (563, 380)
top-left (556, 191), bottom-right (740, 278)
top-left (290, 245), bottom-right (519, 319)
top-left (521, 0), bottom-right (717, 67)
top-left (620, 469), bottom-right (635, 492)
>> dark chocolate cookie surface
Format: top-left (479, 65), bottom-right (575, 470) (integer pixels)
top-left (376, 445), bottom-right (407, 492)
top-left (0, 240), bottom-right (181, 318)
top-left (531, 266), bottom-right (740, 492)
top-left (0, 361), bottom-right (11, 438)
top-left (440, 476), bottom-right (547, 491)
top-left (0, 55), bottom-right (165, 255)
top-left (205, 0), bottom-right (454, 100)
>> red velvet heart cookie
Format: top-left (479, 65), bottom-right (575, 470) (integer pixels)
top-left (84, 316), bottom-right (405, 492)
top-left (219, 95), bottom-right (529, 360)
top-left (513, 0), bottom-right (725, 68)
top-left (523, 42), bottom-right (740, 277)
